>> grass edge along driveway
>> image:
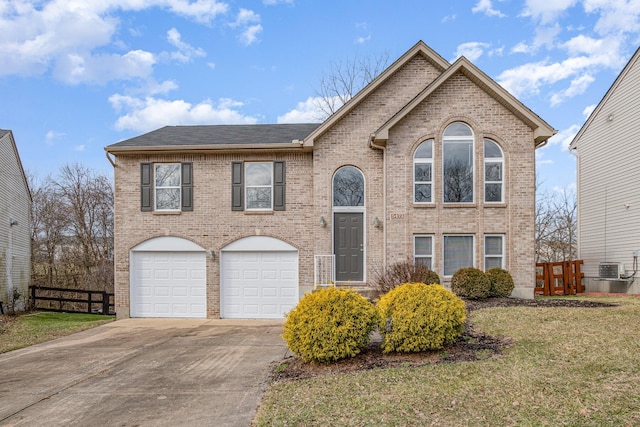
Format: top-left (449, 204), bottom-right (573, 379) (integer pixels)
top-left (254, 296), bottom-right (640, 426)
top-left (0, 312), bottom-right (115, 354)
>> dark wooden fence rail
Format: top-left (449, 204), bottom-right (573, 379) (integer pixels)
top-left (535, 260), bottom-right (584, 296)
top-left (29, 286), bottom-right (114, 315)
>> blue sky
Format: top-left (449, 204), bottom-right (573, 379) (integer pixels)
top-left (2, 0), bottom-right (639, 194)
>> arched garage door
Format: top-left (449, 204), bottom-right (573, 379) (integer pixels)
top-left (130, 237), bottom-right (206, 318)
top-left (220, 236), bottom-right (298, 319)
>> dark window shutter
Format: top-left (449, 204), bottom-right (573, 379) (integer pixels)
top-left (273, 161), bottom-right (286, 211)
top-left (232, 161), bottom-right (244, 211)
top-left (141, 163), bottom-right (152, 211)
top-left (181, 162), bottom-right (193, 211)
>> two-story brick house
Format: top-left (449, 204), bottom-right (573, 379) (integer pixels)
top-left (106, 41), bottom-right (555, 319)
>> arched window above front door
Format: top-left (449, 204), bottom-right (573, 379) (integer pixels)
top-left (333, 166), bottom-right (365, 207)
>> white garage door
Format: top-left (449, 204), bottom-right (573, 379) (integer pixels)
top-left (221, 250), bottom-right (298, 319)
top-left (131, 251), bottom-right (206, 318)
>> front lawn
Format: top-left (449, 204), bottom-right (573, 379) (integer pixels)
top-left (254, 296), bottom-right (640, 426)
top-left (0, 312), bottom-right (115, 353)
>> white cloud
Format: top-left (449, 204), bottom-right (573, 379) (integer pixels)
top-left (0, 0), bottom-right (228, 81)
top-left (511, 42), bottom-right (531, 54)
top-left (584, 0), bottom-right (640, 35)
top-left (263, 0), bottom-right (294, 5)
top-left (497, 36), bottom-right (625, 99)
top-left (230, 8), bottom-right (262, 45)
top-left (550, 73), bottom-right (595, 106)
top-left (165, 28), bottom-right (206, 63)
top-left (355, 35), bottom-right (371, 45)
top-left (472, 0), bottom-right (506, 17)
top-left (109, 94), bottom-right (258, 132)
top-left (520, 0), bottom-right (578, 24)
top-left (45, 130), bottom-right (65, 146)
top-left (54, 50), bottom-right (156, 84)
top-left (277, 97), bottom-right (327, 123)
top-left (547, 124), bottom-right (581, 151)
top-left (74, 144), bottom-right (86, 152)
top-left (583, 104), bottom-right (597, 118)
top-left (453, 42), bottom-right (490, 62)
top-left (441, 14), bottom-right (456, 23)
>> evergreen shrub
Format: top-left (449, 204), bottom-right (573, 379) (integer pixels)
top-left (281, 287), bottom-right (377, 363)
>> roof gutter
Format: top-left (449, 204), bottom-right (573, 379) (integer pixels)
top-left (105, 142), bottom-right (312, 155)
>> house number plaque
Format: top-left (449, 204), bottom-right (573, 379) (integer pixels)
top-left (389, 213), bottom-right (404, 220)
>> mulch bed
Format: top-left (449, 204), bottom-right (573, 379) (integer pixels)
top-left (271, 297), bottom-right (617, 382)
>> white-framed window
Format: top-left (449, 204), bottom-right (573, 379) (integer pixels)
top-left (485, 234), bottom-right (504, 270)
top-left (333, 166), bottom-right (365, 207)
top-left (484, 139), bottom-right (504, 203)
top-left (414, 140), bottom-right (433, 203)
top-left (443, 234), bottom-right (474, 276)
top-left (245, 162), bottom-right (273, 210)
top-left (154, 163), bottom-right (181, 211)
top-left (443, 122), bottom-right (474, 203)
top-left (414, 235), bottom-right (433, 269)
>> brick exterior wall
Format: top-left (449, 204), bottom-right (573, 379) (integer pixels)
top-left (113, 52), bottom-right (539, 318)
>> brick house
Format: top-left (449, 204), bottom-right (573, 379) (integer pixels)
top-left (106, 41), bottom-right (555, 319)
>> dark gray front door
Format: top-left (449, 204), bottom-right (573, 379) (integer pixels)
top-left (334, 212), bottom-right (363, 281)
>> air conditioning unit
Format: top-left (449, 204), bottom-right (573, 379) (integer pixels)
top-left (599, 262), bottom-right (625, 280)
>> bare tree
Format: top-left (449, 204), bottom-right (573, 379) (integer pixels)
top-left (535, 185), bottom-right (577, 263)
top-left (29, 164), bottom-right (114, 294)
top-left (314, 50), bottom-right (390, 119)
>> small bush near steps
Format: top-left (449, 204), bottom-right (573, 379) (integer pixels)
top-left (372, 259), bottom-right (441, 297)
top-left (281, 287), bottom-right (377, 363)
top-left (486, 268), bottom-right (515, 297)
top-left (376, 283), bottom-right (466, 353)
top-left (451, 267), bottom-right (491, 300)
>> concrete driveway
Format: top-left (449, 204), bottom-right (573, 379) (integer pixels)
top-left (0, 318), bottom-right (288, 427)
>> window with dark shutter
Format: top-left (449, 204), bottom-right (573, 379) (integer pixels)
top-left (141, 163), bottom-right (152, 211)
top-left (181, 162), bottom-right (193, 211)
top-left (273, 161), bottom-right (285, 211)
top-left (231, 161), bottom-right (244, 211)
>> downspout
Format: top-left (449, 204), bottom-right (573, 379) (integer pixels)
top-left (569, 142), bottom-right (580, 261)
top-left (369, 134), bottom-right (387, 271)
top-left (105, 150), bottom-right (116, 168)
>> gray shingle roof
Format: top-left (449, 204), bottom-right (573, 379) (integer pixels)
top-left (0, 129), bottom-right (10, 139)
top-left (107, 124), bottom-right (321, 148)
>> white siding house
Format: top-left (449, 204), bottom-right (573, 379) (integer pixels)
top-left (569, 47), bottom-right (640, 294)
top-left (0, 130), bottom-right (31, 310)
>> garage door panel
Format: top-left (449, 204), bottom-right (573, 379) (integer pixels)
top-left (131, 251), bottom-right (206, 318)
top-left (221, 250), bottom-right (298, 319)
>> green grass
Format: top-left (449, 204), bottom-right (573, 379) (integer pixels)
top-left (254, 296), bottom-right (640, 426)
top-left (0, 312), bottom-right (115, 353)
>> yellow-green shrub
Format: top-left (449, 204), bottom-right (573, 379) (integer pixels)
top-left (451, 267), bottom-right (490, 300)
top-left (486, 268), bottom-right (515, 297)
top-left (376, 283), bottom-right (466, 353)
top-left (282, 287), bottom-right (377, 363)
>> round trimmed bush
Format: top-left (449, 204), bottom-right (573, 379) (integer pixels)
top-left (376, 283), bottom-right (466, 353)
top-left (486, 268), bottom-right (515, 297)
top-left (282, 287), bottom-right (377, 363)
top-left (451, 267), bottom-right (490, 300)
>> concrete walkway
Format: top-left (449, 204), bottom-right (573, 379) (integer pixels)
top-left (0, 318), bottom-right (288, 427)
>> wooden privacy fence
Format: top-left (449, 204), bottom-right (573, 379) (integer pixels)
top-left (535, 260), bottom-right (585, 296)
top-left (29, 286), bottom-right (114, 315)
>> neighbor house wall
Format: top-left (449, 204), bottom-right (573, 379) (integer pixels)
top-left (0, 131), bottom-right (31, 309)
top-left (574, 51), bottom-right (640, 294)
top-left (112, 150), bottom-right (315, 318)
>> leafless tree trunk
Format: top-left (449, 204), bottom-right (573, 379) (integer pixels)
top-left (314, 51), bottom-right (390, 119)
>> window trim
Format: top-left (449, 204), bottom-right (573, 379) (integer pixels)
top-left (442, 122), bottom-right (475, 204)
top-left (245, 161), bottom-right (274, 211)
top-left (414, 235), bottom-right (434, 269)
top-left (443, 234), bottom-right (475, 277)
top-left (484, 139), bottom-right (504, 204)
top-left (154, 163), bottom-right (182, 212)
top-left (484, 234), bottom-right (505, 270)
top-left (413, 140), bottom-right (434, 204)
